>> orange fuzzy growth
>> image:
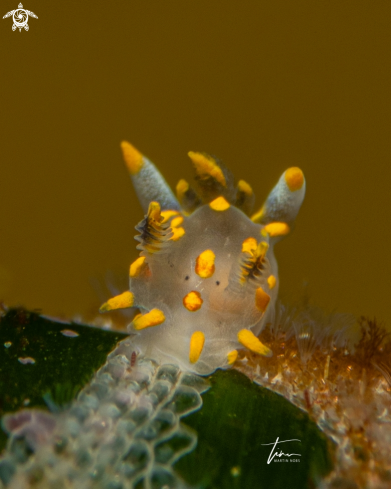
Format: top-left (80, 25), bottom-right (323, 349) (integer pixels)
top-left (188, 151), bottom-right (226, 187)
top-left (133, 309), bottom-right (166, 330)
top-left (99, 291), bottom-right (134, 312)
top-left (189, 331), bottom-right (205, 363)
top-left (121, 141), bottom-right (144, 175)
top-left (195, 250), bottom-right (216, 278)
top-left (183, 291), bottom-right (203, 312)
top-left (209, 196), bottom-right (230, 211)
top-left (264, 222), bottom-right (290, 237)
top-left (285, 167), bottom-right (304, 191)
top-left (255, 287), bottom-right (270, 312)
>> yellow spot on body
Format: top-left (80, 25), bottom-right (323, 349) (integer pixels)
top-left (133, 309), bottom-right (165, 330)
top-left (170, 227), bottom-right (185, 241)
top-left (176, 179), bottom-right (189, 198)
top-left (264, 222), bottom-right (290, 237)
top-left (285, 167), bottom-right (304, 191)
top-left (237, 180), bottom-right (253, 196)
top-left (161, 210), bottom-right (180, 223)
top-left (209, 196), bottom-right (230, 211)
top-left (267, 275), bottom-right (277, 289)
top-left (121, 141), bottom-right (144, 175)
top-left (242, 237), bottom-right (257, 254)
top-left (251, 206), bottom-right (265, 223)
top-left (189, 331), bottom-right (205, 363)
top-left (99, 291), bottom-right (134, 312)
top-left (129, 257), bottom-right (147, 278)
top-left (255, 287), bottom-right (270, 312)
top-left (260, 228), bottom-right (268, 237)
top-left (227, 350), bottom-right (238, 365)
top-left (195, 250), bottom-right (215, 278)
top-left (237, 329), bottom-right (272, 357)
top-left (171, 216), bottom-right (184, 228)
top-left (183, 291), bottom-right (203, 312)
top-left (188, 151), bottom-right (226, 187)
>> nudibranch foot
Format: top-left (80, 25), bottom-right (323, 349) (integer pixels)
top-left (100, 143), bottom-right (306, 375)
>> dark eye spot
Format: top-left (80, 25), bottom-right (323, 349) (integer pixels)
top-left (216, 281), bottom-right (220, 286)
top-left (185, 276), bottom-right (189, 280)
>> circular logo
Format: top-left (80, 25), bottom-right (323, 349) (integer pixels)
top-left (12, 8), bottom-right (28, 29)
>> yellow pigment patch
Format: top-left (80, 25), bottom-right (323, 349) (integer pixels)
top-left (133, 309), bottom-right (165, 330)
top-left (255, 287), bottom-right (270, 312)
top-left (251, 206), bottom-right (265, 223)
top-left (189, 331), bottom-right (205, 363)
top-left (183, 291), bottom-right (203, 312)
top-left (209, 196), bottom-right (230, 212)
top-left (267, 275), bottom-right (277, 289)
top-left (264, 222), bottom-right (290, 237)
top-left (285, 167), bottom-right (304, 191)
top-left (195, 250), bottom-right (215, 278)
top-left (171, 216), bottom-right (184, 228)
top-left (188, 151), bottom-right (226, 187)
top-left (176, 179), bottom-right (189, 199)
top-left (260, 228), bottom-right (268, 237)
top-left (99, 291), bottom-right (134, 313)
top-left (147, 201), bottom-right (162, 223)
top-left (237, 179), bottom-right (253, 196)
top-left (129, 256), bottom-right (147, 278)
top-left (121, 141), bottom-right (144, 175)
top-left (227, 350), bottom-right (238, 365)
top-left (242, 237), bottom-right (257, 254)
top-left (161, 210), bottom-right (180, 223)
top-left (170, 227), bottom-right (185, 241)
top-left (238, 329), bottom-right (272, 357)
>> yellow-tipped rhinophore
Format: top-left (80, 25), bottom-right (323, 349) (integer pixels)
top-left (129, 256), bottom-right (147, 278)
top-left (188, 151), bottom-right (226, 187)
top-left (238, 329), bottom-right (272, 357)
top-left (183, 291), bottom-right (203, 312)
top-left (99, 291), bottom-right (134, 312)
top-left (284, 167), bottom-right (304, 192)
top-left (176, 179), bottom-right (189, 199)
top-left (133, 309), bottom-right (166, 330)
top-left (121, 141), bottom-right (144, 175)
top-left (209, 196), bottom-right (230, 211)
top-left (267, 275), bottom-right (277, 290)
top-left (255, 287), bottom-right (270, 312)
top-left (189, 331), bottom-right (205, 363)
top-left (227, 350), bottom-right (238, 365)
top-left (195, 250), bottom-right (216, 278)
top-left (237, 180), bottom-right (253, 196)
top-left (264, 222), bottom-right (290, 237)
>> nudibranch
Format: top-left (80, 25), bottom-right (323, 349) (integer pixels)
top-left (100, 143), bottom-right (305, 375)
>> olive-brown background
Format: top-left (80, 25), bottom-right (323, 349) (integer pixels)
top-left (1, 1), bottom-right (390, 327)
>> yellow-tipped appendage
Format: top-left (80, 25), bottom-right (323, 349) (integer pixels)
top-left (133, 309), bottom-right (166, 330)
top-left (188, 151), bottom-right (226, 187)
top-left (121, 141), bottom-right (144, 175)
top-left (99, 291), bottom-right (134, 312)
top-left (189, 331), bottom-right (205, 363)
top-left (238, 329), bottom-right (272, 357)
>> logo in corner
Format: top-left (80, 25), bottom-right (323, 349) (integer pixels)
top-left (3, 3), bottom-right (38, 32)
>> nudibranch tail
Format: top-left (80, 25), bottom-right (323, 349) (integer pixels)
top-left (100, 142), bottom-right (306, 375)
top-left (121, 141), bottom-right (180, 212)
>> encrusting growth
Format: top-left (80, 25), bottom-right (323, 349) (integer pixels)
top-left (99, 142), bottom-right (306, 375)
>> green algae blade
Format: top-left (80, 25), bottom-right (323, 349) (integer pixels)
top-left (0, 308), bottom-right (127, 453)
top-left (175, 369), bottom-right (334, 489)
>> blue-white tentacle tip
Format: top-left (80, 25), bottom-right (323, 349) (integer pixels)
top-left (121, 141), bottom-right (180, 213)
top-left (251, 167), bottom-right (306, 239)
